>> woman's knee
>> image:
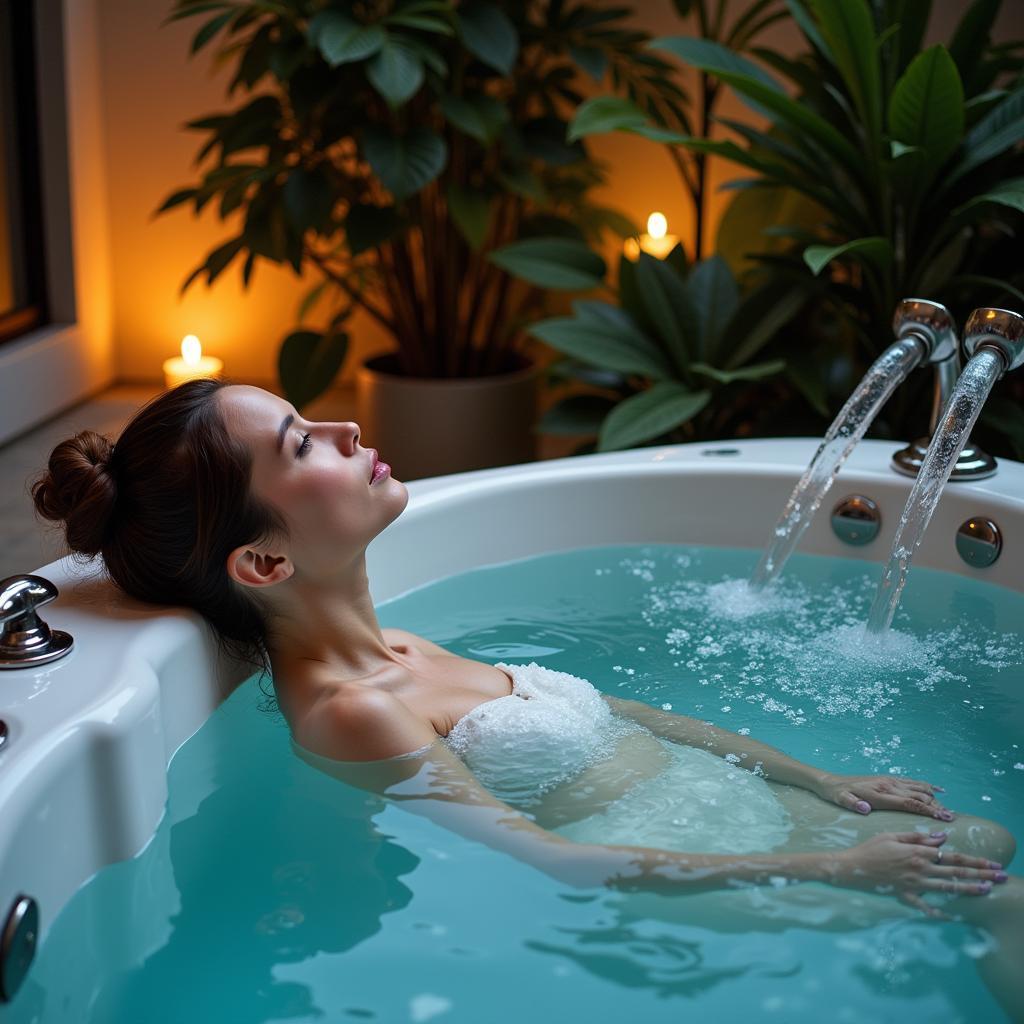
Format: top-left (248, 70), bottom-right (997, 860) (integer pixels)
top-left (948, 815), bottom-right (1016, 865)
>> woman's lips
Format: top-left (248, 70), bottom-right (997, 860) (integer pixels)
top-left (371, 456), bottom-right (390, 483)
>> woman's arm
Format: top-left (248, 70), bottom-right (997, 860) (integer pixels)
top-left (294, 688), bottom-right (998, 900)
top-left (295, 687), bottom-right (812, 891)
top-left (601, 694), bottom-right (830, 793)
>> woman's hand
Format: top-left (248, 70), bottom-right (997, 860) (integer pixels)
top-left (829, 832), bottom-right (1007, 916)
top-left (814, 772), bottom-right (954, 821)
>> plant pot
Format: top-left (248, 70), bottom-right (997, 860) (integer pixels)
top-left (355, 350), bottom-right (541, 481)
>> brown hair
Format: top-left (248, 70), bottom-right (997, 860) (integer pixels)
top-left (31, 378), bottom-right (287, 682)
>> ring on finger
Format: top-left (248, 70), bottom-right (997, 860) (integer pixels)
top-left (935, 848), bottom-right (943, 864)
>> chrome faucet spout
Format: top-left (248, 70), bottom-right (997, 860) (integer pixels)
top-left (964, 307), bottom-right (1024, 373)
top-left (890, 298), bottom-right (996, 480)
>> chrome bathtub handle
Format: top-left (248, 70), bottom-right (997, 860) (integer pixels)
top-left (0, 575), bottom-right (75, 669)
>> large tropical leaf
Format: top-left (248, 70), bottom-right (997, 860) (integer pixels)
top-left (529, 315), bottom-right (675, 380)
top-left (457, 2), bottom-right (518, 74)
top-left (804, 236), bottom-right (892, 276)
top-left (278, 329), bottom-right (349, 410)
top-left (308, 12), bottom-right (386, 66)
top-left (488, 237), bottom-right (606, 289)
top-left (888, 45), bottom-right (964, 171)
top-left (807, 0), bottom-right (882, 146)
top-left (686, 256), bottom-right (739, 359)
top-left (596, 383), bottom-right (711, 451)
top-left (362, 126), bottom-right (447, 200)
top-left (634, 253), bottom-right (698, 373)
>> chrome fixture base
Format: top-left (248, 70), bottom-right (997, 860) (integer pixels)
top-left (0, 896), bottom-right (37, 1003)
top-left (831, 495), bottom-right (881, 545)
top-left (0, 575), bottom-right (75, 670)
top-left (956, 517), bottom-right (1002, 568)
top-left (891, 437), bottom-right (997, 481)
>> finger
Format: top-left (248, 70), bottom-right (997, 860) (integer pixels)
top-left (838, 791), bottom-right (872, 814)
top-left (894, 796), bottom-right (955, 819)
top-left (920, 878), bottom-right (993, 896)
top-left (896, 831), bottom-right (947, 845)
top-left (900, 785), bottom-right (934, 801)
top-left (899, 891), bottom-right (949, 920)
top-left (936, 851), bottom-right (1006, 872)
top-left (930, 865), bottom-right (1006, 883)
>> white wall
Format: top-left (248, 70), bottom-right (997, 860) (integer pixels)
top-left (0, 0), bottom-right (116, 446)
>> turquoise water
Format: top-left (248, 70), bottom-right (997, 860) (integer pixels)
top-left (8, 544), bottom-right (1023, 1024)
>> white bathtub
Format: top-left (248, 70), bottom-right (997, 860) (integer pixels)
top-left (2, 436), bottom-right (1023, 993)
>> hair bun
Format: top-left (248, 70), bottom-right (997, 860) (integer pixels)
top-left (31, 430), bottom-right (118, 556)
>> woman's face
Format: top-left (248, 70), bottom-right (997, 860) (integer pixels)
top-left (218, 385), bottom-right (408, 574)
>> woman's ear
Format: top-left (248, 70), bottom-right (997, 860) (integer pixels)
top-left (227, 544), bottom-right (294, 589)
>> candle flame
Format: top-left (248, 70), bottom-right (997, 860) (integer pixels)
top-left (181, 334), bottom-right (202, 365)
top-left (646, 212), bottom-right (668, 239)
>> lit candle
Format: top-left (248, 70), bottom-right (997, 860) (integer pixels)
top-left (624, 212), bottom-right (680, 260)
top-left (162, 335), bottom-right (224, 389)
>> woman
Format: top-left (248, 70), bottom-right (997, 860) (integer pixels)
top-left (32, 379), bottom-right (1021, 1013)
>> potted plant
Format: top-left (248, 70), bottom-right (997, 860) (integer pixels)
top-left (560, 0), bottom-right (1024, 457)
top-left (159, 0), bottom-right (688, 478)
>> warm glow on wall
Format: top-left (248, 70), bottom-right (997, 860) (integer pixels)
top-left (162, 334), bottom-right (224, 388)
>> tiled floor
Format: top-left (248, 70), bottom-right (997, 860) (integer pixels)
top-left (0, 382), bottom-right (582, 581)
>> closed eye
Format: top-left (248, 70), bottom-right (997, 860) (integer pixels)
top-left (297, 432), bottom-right (312, 458)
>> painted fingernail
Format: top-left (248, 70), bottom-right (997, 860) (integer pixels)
top-left (977, 882), bottom-right (992, 893)
top-left (940, 811), bottom-right (954, 821)
top-left (929, 831), bottom-right (948, 838)
top-left (988, 861), bottom-right (1003, 870)
top-left (934, 786), bottom-right (946, 792)
top-left (856, 801), bottom-right (871, 813)
top-left (995, 872), bottom-right (1008, 883)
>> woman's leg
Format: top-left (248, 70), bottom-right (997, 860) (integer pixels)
top-left (766, 782), bottom-right (1017, 867)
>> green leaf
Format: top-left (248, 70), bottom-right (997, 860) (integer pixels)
top-left (297, 280), bottom-right (328, 322)
top-left (572, 300), bottom-right (670, 372)
top-left (634, 253), bottom-right (698, 373)
top-left (344, 203), bottom-right (404, 254)
top-left (804, 236), bottom-right (892, 276)
top-left (686, 256), bottom-right (739, 360)
top-left (386, 13), bottom-right (455, 34)
top-left (457, 2), bottom-right (518, 75)
top-left (888, 45), bottom-right (964, 170)
top-left (949, 0), bottom-right (1000, 91)
top-left (488, 237), bottom-right (606, 290)
top-left (156, 188), bottom-right (198, 214)
top-left (191, 10), bottom-right (235, 54)
top-left (529, 315), bottom-right (674, 380)
top-left (722, 285), bottom-right (807, 369)
top-left (309, 12), bottom-right (386, 66)
top-left (283, 167), bottom-right (335, 232)
top-left (446, 183), bottom-right (491, 249)
top-left (788, 348), bottom-right (830, 417)
top-left (648, 43), bottom-right (862, 168)
top-left (568, 95), bottom-right (649, 141)
top-left (367, 38), bottom-right (424, 106)
top-left (596, 383), bottom-right (710, 451)
top-left (570, 45), bottom-right (607, 82)
top-left (363, 126), bottom-right (448, 200)
top-left (440, 93), bottom-right (509, 143)
top-left (806, 0), bottom-right (882, 145)
top-left (278, 329), bottom-right (350, 411)
top-left (496, 166), bottom-right (547, 202)
top-left (651, 37), bottom-right (782, 92)
top-left (952, 177), bottom-right (1024, 216)
top-left (690, 359), bottom-right (785, 383)
top-left (537, 394), bottom-right (616, 435)
top-left (949, 84), bottom-right (1024, 183)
